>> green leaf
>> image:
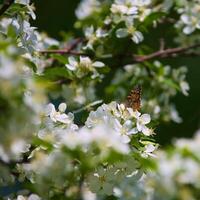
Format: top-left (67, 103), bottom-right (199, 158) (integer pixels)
top-left (97, 66), bottom-right (110, 74)
top-left (51, 54), bottom-right (68, 64)
top-left (33, 137), bottom-right (53, 151)
top-left (141, 12), bottom-right (166, 28)
top-left (163, 78), bottom-right (180, 90)
top-left (44, 67), bottom-right (74, 80)
top-left (26, 59), bottom-right (37, 73)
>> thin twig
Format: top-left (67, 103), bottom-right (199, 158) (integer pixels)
top-left (39, 38), bottom-right (86, 56)
top-left (73, 100), bottom-right (103, 114)
top-left (39, 49), bottom-right (86, 55)
top-left (0, 0), bottom-right (14, 17)
top-left (64, 38), bottom-right (84, 51)
top-left (159, 38), bottom-right (165, 51)
top-left (0, 156), bottom-right (31, 167)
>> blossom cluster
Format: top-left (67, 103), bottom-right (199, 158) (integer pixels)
top-left (175, 1), bottom-right (200, 35)
top-left (37, 101), bottom-right (156, 156)
top-left (0, 0), bottom-right (52, 187)
top-left (0, 38), bottom-right (41, 164)
top-left (142, 130), bottom-right (200, 200)
top-left (9, 194), bottom-right (41, 200)
top-left (76, 0), bottom-right (152, 46)
top-left (159, 0), bottom-right (200, 35)
top-left (111, 0), bottom-right (151, 43)
top-left (107, 61), bottom-right (189, 122)
top-left (66, 56), bottom-right (105, 79)
top-left (16, 101), bottom-right (156, 198)
top-left (44, 101), bottom-right (155, 149)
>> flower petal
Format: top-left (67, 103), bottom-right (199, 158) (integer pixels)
top-left (183, 26), bottom-right (195, 35)
top-left (180, 81), bottom-right (189, 96)
top-left (145, 144), bottom-right (156, 153)
top-left (136, 122), bottom-right (142, 132)
top-left (92, 61), bottom-right (105, 68)
top-left (65, 64), bottom-right (76, 71)
top-left (58, 103), bottom-right (67, 112)
top-left (140, 114), bottom-right (151, 124)
top-left (68, 56), bottom-right (77, 66)
top-left (56, 113), bottom-right (71, 124)
top-left (131, 31), bottom-right (143, 44)
top-left (181, 14), bottom-right (190, 24)
top-left (121, 135), bottom-right (130, 144)
top-left (116, 28), bottom-right (129, 38)
top-left (141, 126), bottom-right (152, 136)
top-left (127, 127), bottom-right (138, 135)
top-left (127, 7), bottom-right (138, 15)
top-left (123, 120), bottom-right (132, 130)
top-left (113, 119), bottom-right (122, 131)
top-left (133, 110), bottom-right (141, 119)
top-left (45, 103), bottom-right (55, 116)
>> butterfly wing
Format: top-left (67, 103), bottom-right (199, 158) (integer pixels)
top-left (126, 85), bottom-right (142, 111)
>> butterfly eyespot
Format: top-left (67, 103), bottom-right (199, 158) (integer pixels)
top-left (126, 85), bottom-right (142, 111)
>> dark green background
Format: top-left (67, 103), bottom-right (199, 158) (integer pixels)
top-left (31, 0), bottom-right (79, 39)
top-left (32, 0), bottom-right (200, 145)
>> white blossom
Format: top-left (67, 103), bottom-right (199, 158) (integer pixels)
top-left (62, 124), bottom-right (130, 154)
top-left (11, 140), bottom-right (31, 155)
top-left (180, 81), bottom-right (189, 96)
top-left (58, 102), bottom-right (67, 112)
top-left (114, 119), bottom-right (138, 143)
top-left (170, 106), bottom-right (182, 123)
top-left (83, 26), bottom-right (108, 49)
top-left (16, 194), bottom-right (41, 200)
top-left (65, 56), bottom-right (105, 78)
top-left (142, 144), bottom-right (157, 157)
top-left (111, 3), bottom-right (138, 15)
top-left (116, 17), bottom-right (144, 43)
top-left (65, 56), bottom-right (79, 71)
top-left (45, 103), bottom-right (73, 124)
top-left (133, 111), bottom-right (152, 136)
top-left (76, 0), bottom-right (100, 20)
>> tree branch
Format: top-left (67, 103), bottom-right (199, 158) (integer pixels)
top-left (64, 38), bottom-right (84, 51)
top-left (0, 0), bottom-right (14, 17)
top-left (133, 43), bottom-right (200, 63)
top-left (39, 38), bottom-right (86, 56)
top-left (40, 49), bottom-right (86, 55)
top-left (40, 39), bottom-right (200, 64)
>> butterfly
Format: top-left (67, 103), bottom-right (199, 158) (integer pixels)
top-left (126, 85), bottom-right (142, 111)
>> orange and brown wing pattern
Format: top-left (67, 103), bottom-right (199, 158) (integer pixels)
top-left (126, 85), bottom-right (142, 111)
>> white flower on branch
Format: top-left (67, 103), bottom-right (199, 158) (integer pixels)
top-left (66, 56), bottom-right (105, 78)
top-left (75, 0), bottom-right (100, 20)
top-left (15, 194), bottom-right (41, 200)
top-left (111, 3), bottom-right (138, 15)
top-left (142, 144), bottom-right (157, 157)
top-left (180, 81), bottom-right (190, 96)
top-left (114, 119), bottom-right (138, 143)
top-left (116, 17), bottom-right (144, 43)
top-left (66, 56), bottom-right (105, 71)
top-left (83, 26), bottom-right (108, 49)
top-left (45, 103), bottom-right (73, 124)
top-left (132, 111), bottom-right (152, 136)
